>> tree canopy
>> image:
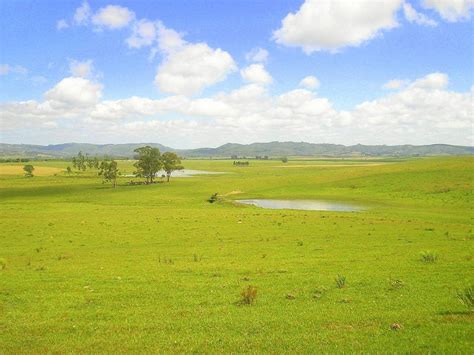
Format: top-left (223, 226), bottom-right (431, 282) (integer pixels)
top-left (161, 152), bottom-right (183, 182)
top-left (98, 159), bottom-right (120, 188)
top-left (133, 146), bottom-right (162, 183)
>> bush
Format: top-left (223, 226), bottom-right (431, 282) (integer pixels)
top-left (457, 286), bottom-right (474, 310)
top-left (240, 285), bottom-right (257, 305)
top-left (420, 251), bottom-right (438, 263)
top-left (335, 275), bottom-right (346, 288)
top-left (207, 193), bottom-right (219, 203)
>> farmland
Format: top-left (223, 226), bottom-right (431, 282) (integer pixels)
top-left (0, 156), bottom-right (473, 352)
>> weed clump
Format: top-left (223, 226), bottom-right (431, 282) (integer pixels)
top-left (388, 277), bottom-right (404, 290)
top-left (420, 251), bottom-right (438, 263)
top-left (240, 285), bottom-right (257, 305)
top-left (0, 258), bottom-right (6, 270)
top-left (208, 193), bottom-right (219, 203)
top-left (456, 286), bottom-right (474, 310)
top-left (335, 275), bottom-right (346, 288)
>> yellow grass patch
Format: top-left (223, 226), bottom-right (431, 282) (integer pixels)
top-left (0, 165), bottom-right (64, 176)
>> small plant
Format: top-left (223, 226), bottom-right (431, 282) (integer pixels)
top-left (388, 277), bottom-right (404, 290)
top-left (240, 285), bottom-right (257, 305)
top-left (193, 254), bottom-right (201, 262)
top-left (0, 258), bottom-right (7, 270)
top-left (456, 286), bottom-right (474, 310)
top-left (335, 274), bottom-right (346, 288)
top-left (297, 240), bottom-right (303, 246)
top-left (420, 251), bottom-right (438, 263)
top-left (207, 193), bottom-right (219, 203)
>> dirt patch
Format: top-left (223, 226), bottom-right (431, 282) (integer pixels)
top-left (0, 165), bottom-right (64, 176)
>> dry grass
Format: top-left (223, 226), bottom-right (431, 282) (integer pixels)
top-left (0, 165), bottom-right (63, 176)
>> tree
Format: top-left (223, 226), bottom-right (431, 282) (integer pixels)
top-left (281, 156), bottom-right (288, 163)
top-left (66, 166), bottom-right (72, 174)
top-left (73, 151), bottom-right (87, 171)
top-left (87, 156), bottom-right (99, 169)
top-left (23, 164), bottom-right (34, 177)
top-left (133, 146), bottom-right (162, 183)
top-left (161, 152), bottom-right (183, 182)
top-left (98, 159), bottom-right (120, 188)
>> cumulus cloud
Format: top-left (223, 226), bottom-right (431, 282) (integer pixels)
top-left (2, 72), bottom-right (472, 146)
top-left (69, 59), bottom-right (94, 78)
top-left (383, 79), bottom-right (408, 90)
top-left (403, 2), bottom-right (437, 26)
top-left (0, 64), bottom-right (28, 76)
top-left (44, 77), bottom-right (102, 108)
top-left (153, 23), bottom-right (236, 96)
top-left (245, 48), bottom-right (269, 62)
top-left (409, 72), bottom-right (448, 90)
top-left (299, 76), bottom-right (320, 90)
top-left (56, 19), bottom-right (69, 30)
top-left (240, 64), bottom-right (273, 85)
top-left (126, 19), bottom-right (157, 48)
top-left (92, 5), bottom-right (135, 29)
top-left (422, 0), bottom-right (474, 21)
top-left (273, 0), bottom-right (402, 53)
top-left (73, 1), bottom-right (91, 25)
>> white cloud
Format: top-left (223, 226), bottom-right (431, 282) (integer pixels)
top-left (410, 72), bottom-right (448, 90)
top-left (245, 48), bottom-right (269, 62)
top-left (92, 5), bottom-right (135, 29)
top-left (0, 64), bottom-right (28, 75)
top-left (69, 59), bottom-right (94, 78)
top-left (57, 19), bottom-right (69, 30)
top-left (422, 0), bottom-right (474, 21)
top-left (383, 79), bottom-right (408, 90)
top-left (403, 2), bottom-right (437, 26)
top-left (240, 64), bottom-right (273, 85)
top-left (273, 0), bottom-right (403, 53)
top-left (154, 23), bottom-right (236, 96)
top-left (299, 76), bottom-right (320, 90)
top-left (73, 1), bottom-right (91, 25)
top-left (44, 77), bottom-right (102, 108)
top-left (2, 72), bottom-right (472, 146)
top-left (126, 19), bottom-right (157, 48)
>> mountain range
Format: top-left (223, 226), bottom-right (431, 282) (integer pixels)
top-left (0, 142), bottom-right (472, 159)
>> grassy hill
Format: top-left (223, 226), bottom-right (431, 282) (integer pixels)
top-left (1, 141), bottom-right (472, 159)
top-left (0, 156), bottom-right (473, 352)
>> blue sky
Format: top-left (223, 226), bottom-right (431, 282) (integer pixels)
top-left (0, 0), bottom-right (473, 147)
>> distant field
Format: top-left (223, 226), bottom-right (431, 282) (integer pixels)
top-left (0, 156), bottom-right (473, 352)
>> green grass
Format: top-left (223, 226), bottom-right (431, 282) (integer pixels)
top-left (0, 156), bottom-right (473, 352)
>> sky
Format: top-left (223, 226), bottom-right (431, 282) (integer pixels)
top-left (0, 0), bottom-right (473, 148)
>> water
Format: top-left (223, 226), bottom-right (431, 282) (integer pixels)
top-left (236, 199), bottom-right (364, 212)
top-left (123, 169), bottom-right (226, 178)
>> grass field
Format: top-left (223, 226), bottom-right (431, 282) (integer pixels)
top-left (0, 156), bottom-right (473, 352)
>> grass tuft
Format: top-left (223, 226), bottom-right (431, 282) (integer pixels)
top-left (0, 258), bottom-right (6, 270)
top-left (240, 285), bottom-right (257, 305)
top-left (456, 286), bottom-right (474, 310)
top-left (335, 275), bottom-right (346, 288)
top-left (420, 251), bottom-right (438, 263)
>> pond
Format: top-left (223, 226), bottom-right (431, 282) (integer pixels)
top-left (236, 199), bottom-right (364, 212)
top-left (124, 169), bottom-right (227, 178)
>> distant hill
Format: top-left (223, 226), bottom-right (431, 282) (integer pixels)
top-left (0, 142), bottom-right (472, 159)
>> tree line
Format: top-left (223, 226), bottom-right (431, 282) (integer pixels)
top-left (22, 146), bottom-right (183, 188)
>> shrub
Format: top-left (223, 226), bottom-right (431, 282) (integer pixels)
top-left (420, 251), bottom-right (438, 263)
top-left (457, 286), bottom-right (474, 310)
top-left (335, 275), bottom-right (346, 288)
top-left (388, 277), bottom-right (404, 290)
top-left (240, 285), bottom-right (257, 305)
top-left (208, 193), bottom-right (219, 203)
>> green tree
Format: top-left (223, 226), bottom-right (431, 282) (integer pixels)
top-left (23, 164), bottom-right (34, 177)
top-left (66, 166), bottom-right (72, 174)
top-left (73, 151), bottom-right (87, 171)
top-left (98, 159), bottom-right (120, 188)
top-left (87, 156), bottom-right (100, 169)
top-left (133, 146), bottom-right (162, 184)
top-left (161, 152), bottom-right (183, 182)
top-left (281, 156), bottom-right (288, 163)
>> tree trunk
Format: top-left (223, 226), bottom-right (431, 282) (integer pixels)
top-left (167, 174), bottom-right (170, 182)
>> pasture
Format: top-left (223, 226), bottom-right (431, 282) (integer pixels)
top-left (0, 156), bottom-right (473, 352)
